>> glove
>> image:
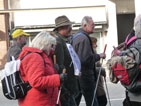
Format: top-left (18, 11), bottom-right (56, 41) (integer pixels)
top-left (99, 53), bottom-right (106, 59)
top-left (54, 64), bottom-right (59, 71)
top-left (59, 73), bottom-right (67, 84)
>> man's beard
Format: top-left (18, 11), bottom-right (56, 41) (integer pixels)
top-left (21, 42), bottom-right (27, 47)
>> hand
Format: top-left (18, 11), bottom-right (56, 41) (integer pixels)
top-left (112, 49), bottom-right (121, 56)
top-left (59, 73), bottom-right (67, 84)
top-left (99, 53), bottom-right (106, 59)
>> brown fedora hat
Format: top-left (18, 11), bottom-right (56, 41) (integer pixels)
top-left (54, 15), bottom-right (72, 31)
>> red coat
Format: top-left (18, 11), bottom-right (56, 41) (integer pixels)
top-left (18, 47), bottom-right (60, 106)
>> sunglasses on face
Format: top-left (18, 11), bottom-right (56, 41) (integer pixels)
top-left (51, 44), bottom-right (56, 49)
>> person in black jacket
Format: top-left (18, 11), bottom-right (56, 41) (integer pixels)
top-left (72, 16), bottom-right (106, 106)
top-left (123, 14), bottom-right (141, 106)
top-left (53, 15), bottom-right (79, 106)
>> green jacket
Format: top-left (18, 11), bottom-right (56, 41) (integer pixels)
top-left (54, 32), bottom-right (79, 95)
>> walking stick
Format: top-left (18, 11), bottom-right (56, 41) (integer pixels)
top-left (56, 68), bottom-right (66, 106)
top-left (53, 55), bottom-right (64, 106)
top-left (53, 55), bottom-right (56, 64)
top-left (91, 44), bottom-right (107, 106)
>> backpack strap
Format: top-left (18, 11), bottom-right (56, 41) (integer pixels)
top-left (20, 52), bottom-right (46, 67)
top-left (72, 33), bottom-right (85, 40)
top-left (70, 32), bottom-right (85, 44)
top-left (126, 36), bottom-right (136, 46)
top-left (19, 52), bottom-right (46, 92)
top-left (20, 52), bottom-right (32, 61)
top-left (136, 37), bottom-right (141, 40)
top-left (34, 52), bottom-right (46, 67)
top-left (125, 34), bottom-right (130, 44)
top-left (125, 30), bottom-right (136, 48)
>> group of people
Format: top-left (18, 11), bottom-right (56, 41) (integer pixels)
top-left (7, 15), bottom-right (107, 106)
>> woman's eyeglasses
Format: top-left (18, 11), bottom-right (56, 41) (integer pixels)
top-left (51, 44), bottom-right (56, 50)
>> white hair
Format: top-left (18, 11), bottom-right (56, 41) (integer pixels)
top-left (134, 14), bottom-right (141, 38)
top-left (81, 16), bottom-right (93, 27)
top-left (30, 31), bottom-right (56, 54)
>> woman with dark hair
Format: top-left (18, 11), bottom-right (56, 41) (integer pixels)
top-left (91, 37), bottom-right (107, 106)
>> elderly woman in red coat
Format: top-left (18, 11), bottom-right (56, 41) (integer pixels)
top-left (18, 31), bottom-right (65, 106)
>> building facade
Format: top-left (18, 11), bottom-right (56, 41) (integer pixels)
top-left (0, 0), bottom-right (140, 69)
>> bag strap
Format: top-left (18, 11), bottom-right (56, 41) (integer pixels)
top-left (34, 52), bottom-right (46, 67)
top-left (20, 52), bottom-right (46, 67)
top-left (70, 32), bottom-right (85, 44)
top-left (72, 33), bottom-right (85, 41)
top-left (19, 52), bottom-right (46, 91)
top-left (126, 36), bottom-right (136, 46)
top-left (20, 52), bottom-right (32, 61)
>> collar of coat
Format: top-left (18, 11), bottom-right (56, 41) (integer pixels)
top-left (78, 28), bottom-right (89, 36)
top-left (55, 32), bottom-right (70, 43)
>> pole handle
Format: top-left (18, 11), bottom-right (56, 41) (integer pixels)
top-left (62, 68), bottom-right (66, 73)
top-left (53, 55), bottom-right (56, 64)
top-left (103, 44), bottom-right (107, 53)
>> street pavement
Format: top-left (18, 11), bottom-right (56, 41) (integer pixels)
top-left (0, 68), bottom-right (125, 106)
top-left (79, 76), bottom-right (125, 106)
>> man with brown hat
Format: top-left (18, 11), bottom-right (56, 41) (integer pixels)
top-left (53, 15), bottom-right (79, 106)
top-left (7, 29), bottom-right (30, 62)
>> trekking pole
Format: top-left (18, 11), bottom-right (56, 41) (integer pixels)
top-left (104, 77), bottom-right (112, 106)
top-left (91, 44), bottom-right (107, 106)
top-left (56, 68), bottom-right (66, 106)
top-left (54, 54), bottom-right (60, 106)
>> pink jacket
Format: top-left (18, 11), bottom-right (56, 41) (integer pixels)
top-left (18, 47), bottom-right (60, 106)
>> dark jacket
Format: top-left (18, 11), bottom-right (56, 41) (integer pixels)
top-left (7, 41), bottom-right (24, 62)
top-left (72, 28), bottom-right (100, 85)
top-left (127, 39), bottom-right (141, 102)
top-left (54, 32), bottom-right (79, 95)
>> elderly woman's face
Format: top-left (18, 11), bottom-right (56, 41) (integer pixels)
top-left (51, 44), bottom-right (56, 51)
top-left (49, 44), bottom-right (56, 56)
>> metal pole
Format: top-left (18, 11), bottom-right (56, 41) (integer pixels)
top-left (91, 44), bottom-right (107, 106)
top-left (56, 69), bottom-right (66, 106)
top-left (91, 66), bottom-right (103, 106)
top-left (56, 86), bottom-right (62, 106)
